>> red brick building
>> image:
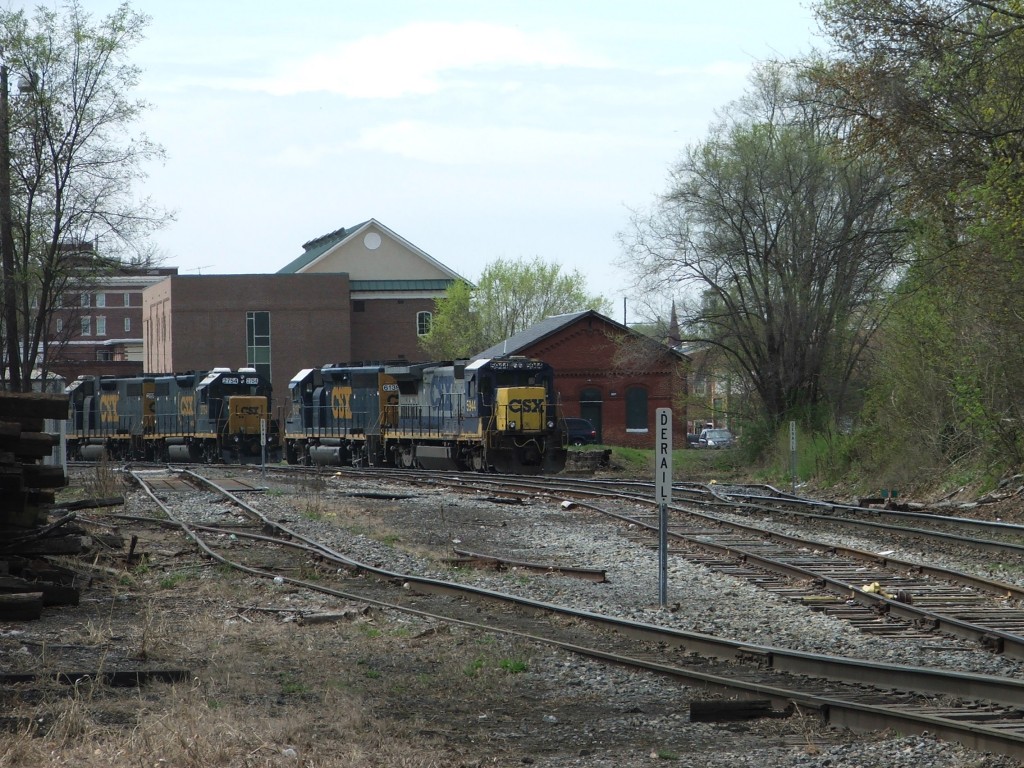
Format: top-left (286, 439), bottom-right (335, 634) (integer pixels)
top-left (47, 261), bottom-right (178, 382)
top-left (475, 311), bottom-right (688, 448)
top-left (143, 274), bottom-right (352, 420)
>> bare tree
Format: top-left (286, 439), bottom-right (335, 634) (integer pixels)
top-left (622, 63), bottom-right (909, 428)
top-left (0, 1), bottom-right (171, 390)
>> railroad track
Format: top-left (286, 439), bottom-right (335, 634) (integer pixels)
top-left (123, 465), bottom-right (1024, 758)
top-left (345, 469), bottom-right (1024, 658)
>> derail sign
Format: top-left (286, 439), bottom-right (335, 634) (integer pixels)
top-left (656, 408), bottom-right (672, 504)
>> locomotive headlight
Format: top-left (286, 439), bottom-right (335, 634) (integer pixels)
top-left (509, 420), bottom-right (517, 430)
top-left (547, 420), bottom-right (554, 429)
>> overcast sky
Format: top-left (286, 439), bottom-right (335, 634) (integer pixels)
top-left (18, 1), bottom-right (821, 319)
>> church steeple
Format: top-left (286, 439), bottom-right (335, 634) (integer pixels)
top-left (666, 301), bottom-right (681, 348)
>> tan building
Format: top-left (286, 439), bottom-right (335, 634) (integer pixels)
top-left (142, 219), bottom-right (466, 419)
top-left (278, 219), bottom-right (466, 362)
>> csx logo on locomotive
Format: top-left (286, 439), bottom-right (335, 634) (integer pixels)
top-left (507, 398), bottom-right (544, 414)
top-left (331, 386), bottom-right (352, 419)
top-left (100, 393), bottom-right (119, 425)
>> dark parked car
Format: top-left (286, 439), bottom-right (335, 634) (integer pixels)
top-left (698, 428), bottom-right (735, 449)
top-left (564, 417), bottom-right (598, 446)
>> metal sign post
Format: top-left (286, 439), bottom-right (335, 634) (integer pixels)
top-left (655, 408), bottom-right (672, 608)
top-left (789, 420), bottom-right (797, 495)
top-left (260, 418), bottom-right (267, 472)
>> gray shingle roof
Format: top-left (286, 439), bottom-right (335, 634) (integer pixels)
top-left (474, 311), bottom-right (590, 359)
top-left (473, 309), bottom-right (691, 361)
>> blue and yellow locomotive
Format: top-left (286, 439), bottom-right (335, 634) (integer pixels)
top-left (66, 368), bottom-right (280, 463)
top-left (284, 357), bottom-right (567, 473)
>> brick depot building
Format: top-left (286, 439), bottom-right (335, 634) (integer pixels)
top-left (475, 310), bottom-right (688, 448)
top-left (142, 219), bottom-right (465, 419)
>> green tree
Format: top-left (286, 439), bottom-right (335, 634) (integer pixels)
top-left (0, 1), bottom-right (169, 390)
top-left (420, 257), bottom-right (609, 360)
top-left (623, 64), bottom-right (908, 430)
top-left (418, 280), bottom-right (487, 360)
top-left (813, 0), bottom-right (1024, 473)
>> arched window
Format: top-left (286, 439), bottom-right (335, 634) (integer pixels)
top-left (417, 311), bottom-right (432, 336)
top-left (625, 386), bottom-right (648, 432)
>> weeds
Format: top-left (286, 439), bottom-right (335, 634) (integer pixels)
top-left (159, 570), bottom-right (193, 589)
top-left (82, 453), bottom-right (124, 498)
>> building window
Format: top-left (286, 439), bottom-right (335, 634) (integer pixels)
top-left (124, 317), bottom-right (131, 333)
top-left (56, 318), bottom-right (63, 333)
top-left (692, 374), bottom-right (707, 396)
top-left (96, 293), bottom-right (106, 308)
top-left (246, 310), bottom-right (271, 382)
top-left (417, 311), bottom-right (432, 336)
top-left (625, 386), bottom-right (648, 432)
top-left (96, 316), bottom-right (106, 336)
top-left (123, 292), bottom-right (131, 307)
top-left (81, 317), bottom-right (91, 336)
top-left (80, 293), bottom-right (90, 308)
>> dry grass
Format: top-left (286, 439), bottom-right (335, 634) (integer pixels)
top-left (80, 455), bottom-right (127, 500)
top-left (0, 552), bottom-right (534, 768)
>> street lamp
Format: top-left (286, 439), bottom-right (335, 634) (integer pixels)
top-left (0, 55), bottom-right (33, 391)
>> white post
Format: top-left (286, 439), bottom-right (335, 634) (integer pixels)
top-left (655, 408), bottom-right (672, 607)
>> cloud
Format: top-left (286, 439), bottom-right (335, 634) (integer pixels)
top-left (351, 119), bottom-right (638, 166)
top-left (253, 21), bottom-right (608, 98)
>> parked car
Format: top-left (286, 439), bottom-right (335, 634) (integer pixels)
top-left (564, 417), bottom-right (598, 446)
top-left (686, 433), bottom-right (700, 448)
top-left (698, 428), bottom-right (735, 449)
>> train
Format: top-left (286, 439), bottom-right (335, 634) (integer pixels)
top-left (65, 367), bottom-right (281, 464)
top-left (65, 356), bottom-right (570, 474)
top-left (283, 356), bottom-right (568, 474)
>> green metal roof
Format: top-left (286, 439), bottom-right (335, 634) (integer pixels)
top-left (351, 279), bottom-right (454, 291)
top-left (276, 221), bottom-right (370, 274)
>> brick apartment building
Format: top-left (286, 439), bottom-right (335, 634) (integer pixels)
top-left (475, 310), bottom-right (688, 448)
top-left (47, 258), bottom-right (178, 382)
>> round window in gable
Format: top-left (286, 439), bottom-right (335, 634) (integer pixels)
top-left (364, 232), bottom-right (382, 250)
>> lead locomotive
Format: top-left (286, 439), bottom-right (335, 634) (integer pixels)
top-left (284, 357), bottom-right (567, 474)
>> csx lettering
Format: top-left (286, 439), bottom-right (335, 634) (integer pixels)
top-left (508, 398), bottom-right (544, 414)
top-left (237, 406), bottom-right (262, 416)
top-left (100, 393), bottom-right (119, 424)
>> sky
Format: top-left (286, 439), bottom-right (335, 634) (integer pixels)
top-left (15, 0), bottom-right (821, 319)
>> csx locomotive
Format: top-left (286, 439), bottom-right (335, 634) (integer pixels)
top-left (66, 368), bottom-right (281, 463)
top-left (284, 357), bottom-right (567, 474)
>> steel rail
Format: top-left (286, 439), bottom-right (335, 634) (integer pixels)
top-left (127, 467), bottom-right (1024, 758)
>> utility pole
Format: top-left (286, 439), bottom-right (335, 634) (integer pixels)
top-left (0, 59), bottom-right (21, 390)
